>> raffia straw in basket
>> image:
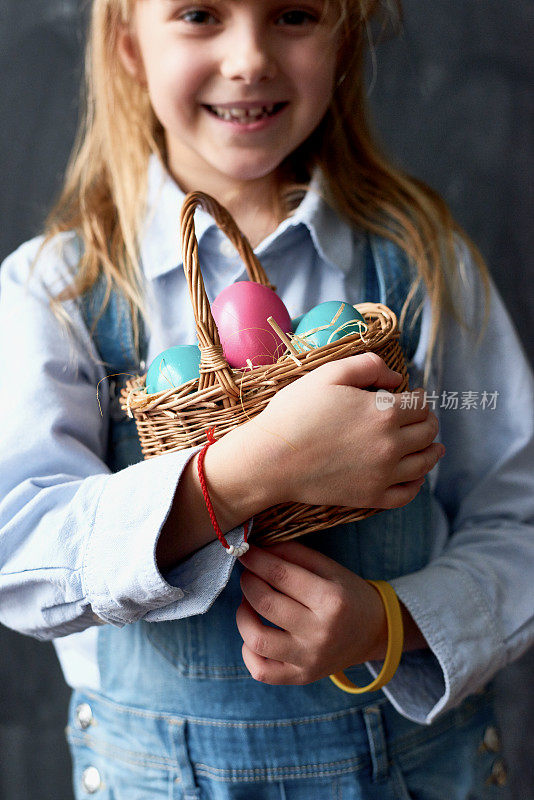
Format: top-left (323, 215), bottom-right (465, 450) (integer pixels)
top-left (121, 191), bottom-right (409, 544)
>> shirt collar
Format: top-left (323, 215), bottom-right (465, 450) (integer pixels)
top-left (139, 154), bottom-right (354, 280)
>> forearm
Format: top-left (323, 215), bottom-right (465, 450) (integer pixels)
top-left (157, 421), bottom-right (280, 570)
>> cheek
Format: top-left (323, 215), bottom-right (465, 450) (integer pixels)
top-left (146, 53), bottom-right (207, 124)
top-left (298, 66), bottom-right (335, 123)
top-left (287, 44), bottom-right (337, 110)
top-left (311, 67), bottom-right (336, 107)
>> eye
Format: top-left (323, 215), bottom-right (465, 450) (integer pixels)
top-left (179, 8), bottom-right (218, 25)
top-left (276, 9), bottom-right (319, 26)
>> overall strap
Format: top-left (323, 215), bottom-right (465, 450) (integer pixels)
top-left (79, 273), bottom-right (147, 375)
top-left (365, 233), bottom-right (425, 364)
top-left (79, 273), bottom-right (148, 472)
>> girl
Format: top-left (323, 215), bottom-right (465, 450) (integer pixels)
top-left (1, 1), bottom-right (532, 798)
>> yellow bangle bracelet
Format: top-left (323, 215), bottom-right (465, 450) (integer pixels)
top-left (329, 580), bottom-right (404, 694)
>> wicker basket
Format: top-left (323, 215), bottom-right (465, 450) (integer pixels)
top-left (122, 192), bottom-right (409, 544)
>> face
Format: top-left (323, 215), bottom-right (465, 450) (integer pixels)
top-left (120, 0), bottom-right (340, 195)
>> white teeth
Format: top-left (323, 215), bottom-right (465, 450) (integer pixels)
top-left (208, 104), bottom-right (278, 121)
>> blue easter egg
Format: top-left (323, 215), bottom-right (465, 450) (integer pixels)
top-left (294, 301), bottom-right (366, 348)
top-left (145, 345), bottom-right (201, 394)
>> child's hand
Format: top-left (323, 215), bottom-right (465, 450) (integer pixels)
top-left (249, 353), bottom-right (442, 510)
top-left (236, 541), bottom-right (389, 685)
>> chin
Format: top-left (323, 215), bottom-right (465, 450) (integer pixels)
top-left (216, 157), bottom-right (287, 184)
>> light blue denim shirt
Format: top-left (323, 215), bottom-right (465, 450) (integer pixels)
top-left (1, 156), bottom-right (533, 724)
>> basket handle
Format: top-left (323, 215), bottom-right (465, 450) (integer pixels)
top-left (180, 191), bottom-right (274, 401)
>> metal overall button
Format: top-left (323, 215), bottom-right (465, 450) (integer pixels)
top-left (486, 757), bottom-right (508, 788)
top-left (75, 703), bottom-right (94, 731)
top-left (81, 766), bottom-right (102, 794)
top-left (481, 725), bottom-right (501, 753)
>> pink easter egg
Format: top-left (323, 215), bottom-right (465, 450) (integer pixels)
top-left (212, 281), bottom-right (292, 368)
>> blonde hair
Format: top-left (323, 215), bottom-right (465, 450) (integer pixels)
top-left (42, 0), bottom-right (489, 380)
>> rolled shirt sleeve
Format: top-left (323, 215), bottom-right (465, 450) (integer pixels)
top-left (368, 243), bottom-right (534, 724)
top-left (0, 236), bottom-right (244, 640)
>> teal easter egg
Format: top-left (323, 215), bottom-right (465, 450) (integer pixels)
top-left (291, 314), bottom-right (305, 332)
top-left (145, 345), bottom-right (201, 394)
top-left (294, 301), bottom-right (366, 348)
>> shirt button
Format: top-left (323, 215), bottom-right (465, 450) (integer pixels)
top-left (75, 703), bottom-right (94, 730)
top-left (219, 239), bottom-right (237, 258)
top-left (81, 766), bottom-right (102, 794)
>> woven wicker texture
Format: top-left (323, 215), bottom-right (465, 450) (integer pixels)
top-left (122, 192), bottom-right (409, 543)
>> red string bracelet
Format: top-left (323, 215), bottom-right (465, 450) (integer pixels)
top-left (197, 427), bottom-right (249, 557)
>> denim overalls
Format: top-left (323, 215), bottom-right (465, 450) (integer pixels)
top-left (67, 235), bottom-right (504, 799)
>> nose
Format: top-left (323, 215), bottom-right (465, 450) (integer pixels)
top-left (220, 25), bottom-right (276, 84)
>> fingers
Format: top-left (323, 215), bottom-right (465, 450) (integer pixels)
top-left (393, 389), bottom-right (431, 426)
top-left (316, 353), bottom-right (403, 392)
top-left (374, 388), bottom-right (438, 428)
top-left (380, 478), bottom-right (427, 509)
top-left (241, 640), bottom-right (302, 685)
top-left (239, 568), bottom-right (306, 633)
top-left (398, 411), bottom-right (439, 456)
top-left (258, 540), bottom-right (341, 583)
top-left (238, 544), bottom-right (329, 608)
top-left (236, 596), bottom-right (300, 664)
top-left (392, 442), bottom-right (445, 484)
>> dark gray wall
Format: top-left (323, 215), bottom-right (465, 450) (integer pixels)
top-left (1, 5), bottom-right (86, 799)
top-left (1, 2), bottom-right (532, 798)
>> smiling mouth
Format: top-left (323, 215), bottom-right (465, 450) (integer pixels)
top-left (203, 102), bottom-right (288, 122)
